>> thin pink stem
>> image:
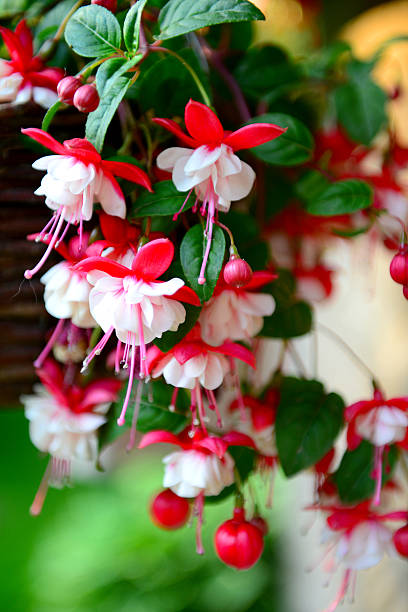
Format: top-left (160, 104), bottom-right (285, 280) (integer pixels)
top-left (82, 326), bottom-right (114, 371)
top-left (137, 304), bottom-right (148, 378)
top-left (373, 445), bottom-right (384, 506)
top-left (126, 379), bottom-right (143, 451)
top-left (173, 188), bottom-right (193, 221)
top-left (30, 459), bottom-right (52, 516)
top-left (37, 213), bottom-right (57, 241)
top-left (34, 318), bottom-right (65, 368)
top-left (323, 569), bottom-right (351, 612)
top-left (198, 194), bottom-right (215, 285)
top-left (170, 387), bottom-right (179, 412)
top-left (24, 207), bottom-right (65, 279)
top-left (118, 335), bottom-right (136, 426)
top-left (115, 340), bottom-right (122, 374)
top-left (196, 383), bottom-right (208, 435)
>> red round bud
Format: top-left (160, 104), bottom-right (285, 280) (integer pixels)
top-left (214, 508), bottom-right (264, 570)
top-left (390, 250), bottom-right (408, 285)
top-left (91, 0), bottom-right (117, 12)
top-left (393, 524), bottom-right (408, 557)
top-left (57, 76), bottom-right (82, 105)
top-left (73, 84), bottom-right (100, 113)
top-left (150, 489), bottom-right (190, 530)
top-left (250, 516), bottom-right (269, 537)
top-left (223, 257), bottom-right (253, 288)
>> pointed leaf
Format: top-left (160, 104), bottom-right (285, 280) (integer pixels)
top-left (123, 0), bottom-right (148, 53)
top-left (130, 180), bottom-right (195, 218)
top-left (307, 179), bottom-right (373, 216)
top-left (65, 5), bottom-right (122, 57)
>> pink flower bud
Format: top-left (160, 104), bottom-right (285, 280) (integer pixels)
top-left (214, 508), bottom-right (264, 570)
top-left (73, 84), bottom-right (100, 113)
top-left (91, 0), bottom-right (117, 12)
top-left (150, 489), bottom-right (190, 530)
top-left (393, 524), bottom-right (408, 557)
top-left (223, 257), bottom-right (253, 288)
top-left (57, 76), bottom-right (82, 105)
top-left (390, 250), bottom-right (408, 285)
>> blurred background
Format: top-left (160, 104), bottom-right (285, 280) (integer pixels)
top-left (2, 1), bottom-right (408, 611)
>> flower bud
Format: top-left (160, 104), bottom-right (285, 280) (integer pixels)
top-left (393, 524), bottom-right (408, 557)
top-left (390, 250), bottom-right (408, 285)
top-left (223, 257), bottom-right (253, 288)
top-left (150, 489), bottom-right (190, 530)
top-left (57, 76), bottom-right (82, 105)
top-left (214, 508), bottom-right (264, 570)
top-left (250, 515), bottom-right (269, 536)
top-left (73, 84), bottom-right (99, 113)
top-left (91, 0), bottom-right (117, 12)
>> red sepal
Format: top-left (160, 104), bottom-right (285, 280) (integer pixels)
top-left (73, 256), bottom-right (131, 278)
top-left (184, 99), bottom-right (224, 145)
top-left (195, 437), bottom-right (228, 458)
top-left (131, 238), bottom-right (174, 281)
top-left (101, 160), bottom-right (153, 192)
top-left (152, 118), bottom-right (196, 148)
top-left (223, 123), bottom-right (287, 151)
top-left (222, 431), bottom-right (257, 449)
top-left (243, 270), bottom-right (277, 291)
top-left (169, 285), bottom-right (201, 306)
top-left (215, 341), bottom-right (256, 369)
top-left (21, 128), bottom-right (67, 155)
top-left (139, 430), bottom-right (186, 449)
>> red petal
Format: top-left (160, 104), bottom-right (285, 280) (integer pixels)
top-left (131, 238), bottom-right (174, 280)
top-left (138, 430), bottom-right (185, 449)
top-left (15, 20), bottom-right (33, 63)
top-left (173, 342), bottom-right (203, 365)
top-left (21, 128), bottom-right (66, 155)
top-left (184, 99), bottom-right (224, 145)
top-left (152, 118), bottom-right (196, 147)
top-left (169, 285), bottom-right (201, 306)
top-left (146, 345), bottom-right (166, 373)
top-left (223, 123), bottom-right (287, 151)
top-left (0, 26), bottom-right (25, 70)
top-left (244, 271), bottom-right (277, 291)
top-left (195, 437), bottom-right (228, 458)
top-left (344, 400), bottom-right (377, 422)
top-left (29, 67), bottom-right (64, 90)
top-left (63, 138), bottom-right (101, 165)
top-left (222, 431), bottom-right (256, 449)
top-left (214, 341), bottom-right (256, 369)
top-left (80, 379), bottom-right (121, 410)
top-left (73, 256), bottom-right (131, 278)
top-left (99, 212), bottom-right (128, 243)
top-left (346, 422), bottom-right (363, 451)
top-left (101, 160), bottom-right (153, 192)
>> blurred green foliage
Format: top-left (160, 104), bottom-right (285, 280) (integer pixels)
top-left (0, 411), bottom-right (285, 612)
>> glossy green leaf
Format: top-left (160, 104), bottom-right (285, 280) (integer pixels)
top-left (157, 0), bottom-right (265, 41)
top-left (307, 179), bottom-right (373, 216)
top-left (123, 0), bottom-right (148, 52)
top-left (276, 378), bottom-right (344, 477)
top-left (65, 5), bottom-right (122, 57)
top-left (333, 442), bottom-right (398, 504)
top-left (261, 301), bottom-right (313, 339)
top-left (130, 181), bottom-right (194, 218)
top-left (180, 224), bottom-right (226, 303)
top-left (248, 113), bottom-right (314, 166)
top-left (86, 55), bottom-right (142, 151)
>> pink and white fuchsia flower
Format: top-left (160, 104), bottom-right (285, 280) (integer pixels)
top-left (21, 359), bottom-right (120, 514)
top-left (154, 99), bottom-right (285, 283)
top-left (0, 21), bottom-right (63, 108)
top-left (314, 503), bottom-right (408, 612)
top-left (75, 238), bottom-right (200, 426)
top-left (199, 269), bottom-right (276, 346)
top-left (345, 390), bottom-right (408, 505)
top-left (139, 427), bottom-right (255, 552)
top-left (21, 128), bottom-right (152, 278)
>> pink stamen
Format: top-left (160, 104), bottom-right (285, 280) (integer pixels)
top-left (195, 491), bottom-right (205, 555)
top-left (30, 459), bottom-right (52, 516)
top-left (55, 212), bottom-right (74, 247)
top-left (34, 318), bottom-right (65, 368)
top-left (170, 387), bottom-right (179, 412)
top-left (25, 207), bottom-right (65, 279)
top-left (229, 357), bottom-right (246, 422)
top-left (118, 335), bottom-right (136, 426)
top-left (126, 379), bottom-right (144, 451)
top-left (79, 215), bottom-right (83, 246)
top-left (137, 304), bottom-right (148, 378)
top-left (198, 198), bottom-right (215, 285)
top-left (122, 333), bottom-right (131, 368)
top-left (323, 569), bottom-right (352, 612)
top-left (192, 198), bottom-right (199, 214)
top-left (82, 326), bottom-right (114, 372)
top-left (373, 445), bottom-right (384, 506)
top-left (206, 389), bottom-right (222, 427)
top-left (115, 340), bottom-right (122, 374)
top-left (173, 188), bottom-right (193, 221)
top-left (37, 213), bottom-right (57, 241)
top-left (190, 387), bottom-right (198, 428)
top-left (196, 383), bottom-right (208, 435)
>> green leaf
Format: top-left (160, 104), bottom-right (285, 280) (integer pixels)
top-left (248, 113), bottom-right (314, 166)
top-left (123, 0), bottom-right (148, 52)
top-left (130, 181), bottom-right (194, 218)
top-left (307, 179), bottom-right (373, 216)
top-left (154, 304), bottom-right (201, 352)
top-left (333, 442), bottom-right (398, 504)
top-left (276, 378), bottom-right (344, 477)
top-left (65, 5), bottom-right (122, 58)
top-left (157, 0), bottom-right (265, 41)
top-left (295, 170), bottom-right (330, 204)
top-left (261, 301), bottom-right (313, 339)
top-left (101, 379), bottom-right (189, 446)
top-left (85, 56), bottom-right (142, 152)
top-left (180, 224), bottom-right (226, 303)
top-left (228, 445), bottom-right (256, 482)
top-left (334, 59), bottom-right (388, 146)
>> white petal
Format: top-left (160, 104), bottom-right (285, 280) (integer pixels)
top-left (184, 145), bottom-right (222, 173)
top-left (96, 172), bottom-right (126, 218)
top-left (32, 87), bottom-right (59, 109)
top-left (156, 147), bottom-right (193, 171)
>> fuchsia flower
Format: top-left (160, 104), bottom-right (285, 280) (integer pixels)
top-left (0, 20), bottom-right (63, 108)
top-left (294, 263), bottom-right (334, 302)
top-left (345, 390), bottom-right (408, 505)
top-left (139, 427), bottom-right (255, 553)
top-left (199, 269), bottom-right (276, 346)
top-left (314, 502), bottom-right (408, 611)
top-left (21, 359), bottom-right (120, 514)
top-left (75, 238), bottom-right (200, 426)
top-left (154, 99), bottom-right (286, 284)
top-left (21, 128), bottom-right (152, 278)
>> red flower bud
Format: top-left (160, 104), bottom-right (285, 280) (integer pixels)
top-left (214, 508), bottom-right (264, 570)
top-left (57, 76), bottom-right (82, 105)
top-left (91, 0), bottom-right (117, 12)
top-left (393, 524), bottom-right (408, 557)
top-left (150, 489), bottom-right (190, 530)
top-left (73, 84), bottom-right (100, 113)
top-left (390, 250), bottom-right (408, 285)
top-left (223, 257), bottom-right (253, 288)
top-left (250, 515), bottom-right (269, 536)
